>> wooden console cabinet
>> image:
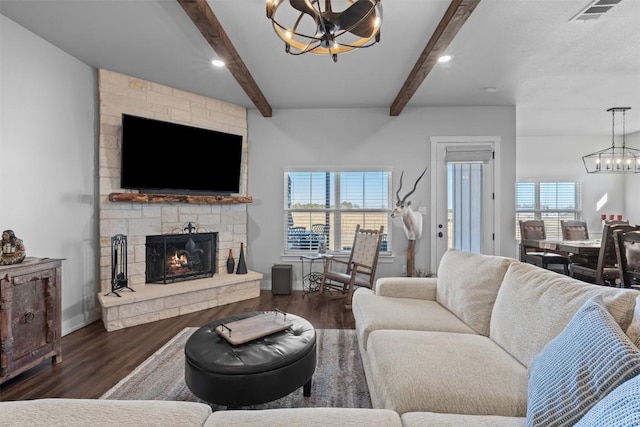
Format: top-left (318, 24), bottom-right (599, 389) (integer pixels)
top-left (0, 257), bottom-right (62, 384)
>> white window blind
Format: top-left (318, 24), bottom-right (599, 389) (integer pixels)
top-left (285, 170), bottom-right (391, 253)
top-left (515, 181), bottom-right (583, 240)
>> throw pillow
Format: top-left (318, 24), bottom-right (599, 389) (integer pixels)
top-left (527, 295), bottom-right (640, 427)
top-left (575, 373), bottom-right (640, 426)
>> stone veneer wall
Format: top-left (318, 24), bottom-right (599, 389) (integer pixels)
top-left (98, 69), bottom-right (249, 294)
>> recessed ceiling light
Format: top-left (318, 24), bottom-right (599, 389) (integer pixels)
top-left (437, 55), bottom-right (452, 63)
top-left (211, 59), bottom-right (225, 67)
top-left (484, 87), bottom-right (497, 93)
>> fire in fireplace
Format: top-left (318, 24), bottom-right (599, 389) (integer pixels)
top-left (146, 232), bottom-right (217, 284)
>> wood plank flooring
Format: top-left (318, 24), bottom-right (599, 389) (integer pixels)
top-left (0, 291), bottom-right (354, 401)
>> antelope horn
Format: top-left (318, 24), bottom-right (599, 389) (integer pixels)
top-left (401, 167), bottom-right (427, 202)
top-left (395, 171), bottom-right (404, 201)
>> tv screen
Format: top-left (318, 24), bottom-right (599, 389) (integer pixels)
top-left (120, 114), bottom-right (243, 195)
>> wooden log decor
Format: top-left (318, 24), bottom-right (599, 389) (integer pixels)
top-left (108, 193), bottom-right (253, 205)
top-left (407, 240), bottom-right (416, 277)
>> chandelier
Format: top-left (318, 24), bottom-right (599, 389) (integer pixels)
top-left (582, 107), bottom-right (640, 174)
top-left (266, 0), bottom-right (382, 63)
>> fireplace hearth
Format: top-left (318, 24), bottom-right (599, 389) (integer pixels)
top-left (146, 232), bottom-right (217, 284)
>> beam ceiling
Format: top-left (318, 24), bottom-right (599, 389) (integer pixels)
top-left (177, 0), bottom-right (273, 117)
top-left (390, 0), bottom-right (482, 116)
top-left (178, 0), bottom-right (480, 118)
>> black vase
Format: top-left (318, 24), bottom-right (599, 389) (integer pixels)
top-left (226, 249), bottom-right (235, 274)
top-left (236, 242), bottom-right (248, 274)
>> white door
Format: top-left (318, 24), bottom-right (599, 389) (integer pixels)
top-left (430, 137), bottom-right (498, 271)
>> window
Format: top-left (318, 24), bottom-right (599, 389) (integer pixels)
top-left (285, 170), bottom-right (391, 253)
top-left (515, 181), bottom-right (583, 240)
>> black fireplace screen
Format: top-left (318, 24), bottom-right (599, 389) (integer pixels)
top-left (146, 232), bottom-right (217, 284)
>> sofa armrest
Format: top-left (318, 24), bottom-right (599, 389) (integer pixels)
top-left (375, 277), bottom-right (437, 300)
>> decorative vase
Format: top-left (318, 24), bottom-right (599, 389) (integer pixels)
top-left (236, 242), bottom-right (248, 274)
top-left (226, 249), bottom-right (235, 274)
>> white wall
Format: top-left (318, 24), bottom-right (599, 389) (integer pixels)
top-left (1, 16), bottom-right (99, 334)
top-left (247, 106), bottom-right (517, 288)
top-left (517, 135), bottom-right (636, 236)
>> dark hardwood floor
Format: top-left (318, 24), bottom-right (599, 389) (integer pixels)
top-left (0, 291), bottom-right (354, 401)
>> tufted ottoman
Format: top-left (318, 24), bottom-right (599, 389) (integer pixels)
top-left (184, 311), bottom-right (316, 408)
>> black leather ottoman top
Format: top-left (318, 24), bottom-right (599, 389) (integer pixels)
top-left (184, 311), bottom-right (317, 407)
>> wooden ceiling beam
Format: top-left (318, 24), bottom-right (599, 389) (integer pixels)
top-left (177, 0), bottom-right (273, 117)
top-left (389, 0), bottom-right (481, 117)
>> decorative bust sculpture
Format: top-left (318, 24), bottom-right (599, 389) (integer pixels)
top-left (0, 229), bottom-right (26, 265)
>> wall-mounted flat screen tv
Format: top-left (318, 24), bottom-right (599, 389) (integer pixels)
top-left (120, 114), bottom-right (243, 195)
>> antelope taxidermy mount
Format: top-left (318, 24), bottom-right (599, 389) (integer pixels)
top-left (391, 168), bottom-right (427, 241)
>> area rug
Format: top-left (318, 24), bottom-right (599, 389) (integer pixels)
top-left (100, 328), bottom-right (371, 410)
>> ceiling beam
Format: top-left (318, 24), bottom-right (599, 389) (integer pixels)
top-left (177, 0), bottom-right (273, 117)
top-left (389, 0), bottom-right (481, 117)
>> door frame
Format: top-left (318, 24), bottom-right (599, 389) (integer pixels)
top-left (429, 136), bottom-right (502, 272)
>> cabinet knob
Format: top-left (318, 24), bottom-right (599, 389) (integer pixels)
top-left (24, 311), bottom-right (35, 323)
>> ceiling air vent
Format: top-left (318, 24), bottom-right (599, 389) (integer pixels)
top-left (570, 0), bottom-right (624, 22)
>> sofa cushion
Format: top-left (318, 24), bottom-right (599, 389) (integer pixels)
top-left (626, 295), bottom-right (640, 347)
top-left (436, 249), bottom-right (517, 336)
top-left (204, 408), bottom-right (403, 427)
top-left (0, 398), bottom-right (212, 427)
top-left (366, 329), bottom-right (528, 416)
top-left (352, 288), bottom-right (477, 350)
top-left (490, 261), bottom-right (639, 368)
top-left (401, 412), bottom-right (526, 427)
top-left (575, 372), bottom-right (640, 426)
top-left (527, 296), bottom-right (640, 427)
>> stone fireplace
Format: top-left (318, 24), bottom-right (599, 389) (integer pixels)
top-left (96, 69), bottom-right (262, 331)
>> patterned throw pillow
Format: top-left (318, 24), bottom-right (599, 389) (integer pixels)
top-left (575, 373), bottom-right (640, 426)
top-left (527, 295), bottom-right (640, 427)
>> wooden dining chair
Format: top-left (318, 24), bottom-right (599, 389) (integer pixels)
top-left (560, 220), bottom-right (591, 265)
top-left (560, 220), bottom-right (589, 240)
top-left (571, 223), bottom-right (636, 286)
top-left (319, 225), bottom-right (384, 308)
top-left (614, 229), bottom-right (640, 289)
top-left (519, 220), bottom-right (569, 274)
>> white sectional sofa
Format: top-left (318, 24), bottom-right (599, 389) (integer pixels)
top-left (352, 248), bottom-right (640, 425)
top-left (3, 248), bottom-right (640, 426)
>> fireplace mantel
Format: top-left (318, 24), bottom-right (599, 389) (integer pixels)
top-left (109, 193), bottom-right (253, 205)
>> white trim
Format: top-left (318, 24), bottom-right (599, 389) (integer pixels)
top-left (430, 136), bottom-right (502, 271)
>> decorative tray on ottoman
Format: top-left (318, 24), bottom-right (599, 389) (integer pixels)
top-left (215, 309), bottom-right (293, 345)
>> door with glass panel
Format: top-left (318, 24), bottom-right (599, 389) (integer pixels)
top-left (431, 139), bottom-right (496, 271)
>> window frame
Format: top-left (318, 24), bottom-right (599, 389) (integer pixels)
top-left (283, 168), bottom-right (393, 255)
top-left (515, 181), bottom-right (583, 241)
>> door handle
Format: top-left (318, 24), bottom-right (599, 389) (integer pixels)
top-left (438, 232), bottom-right (443, 238)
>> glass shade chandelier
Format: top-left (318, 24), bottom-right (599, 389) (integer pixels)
top-left (266, 0), bottom-right (382, 63)
top-left (583, 107), bottom-right (640, 174)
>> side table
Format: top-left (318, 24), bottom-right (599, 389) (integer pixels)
top-left (300, 254), bottom-right (331, 295)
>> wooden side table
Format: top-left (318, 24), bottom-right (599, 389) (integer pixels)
top-left (0, 257), bottom-right (63, 384)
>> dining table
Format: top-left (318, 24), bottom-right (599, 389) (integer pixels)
top-left (520, 239), bottom-right (601, 265)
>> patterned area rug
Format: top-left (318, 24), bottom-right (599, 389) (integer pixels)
top-left (100, 328), bottom-right (371, 410)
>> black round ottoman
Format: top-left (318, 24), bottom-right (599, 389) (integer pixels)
top-left (184, 311), bottom-right (316, 408)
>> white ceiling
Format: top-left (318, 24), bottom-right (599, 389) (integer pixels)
top-left (2, 0), bottom-right (639, 136)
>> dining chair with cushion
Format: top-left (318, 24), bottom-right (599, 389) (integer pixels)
top-left (560, 220), bottom-right (591, 265)
top-left (519, 220), bottom-right (570, 275)
top-left (319, 224), bottom-right (384, 308)
top-left (560, 220), bottom-right (589, 240)
top-left (571, 223), bottom-right (637, 286)
top-left (614, 229), bottom-right (640, 289)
